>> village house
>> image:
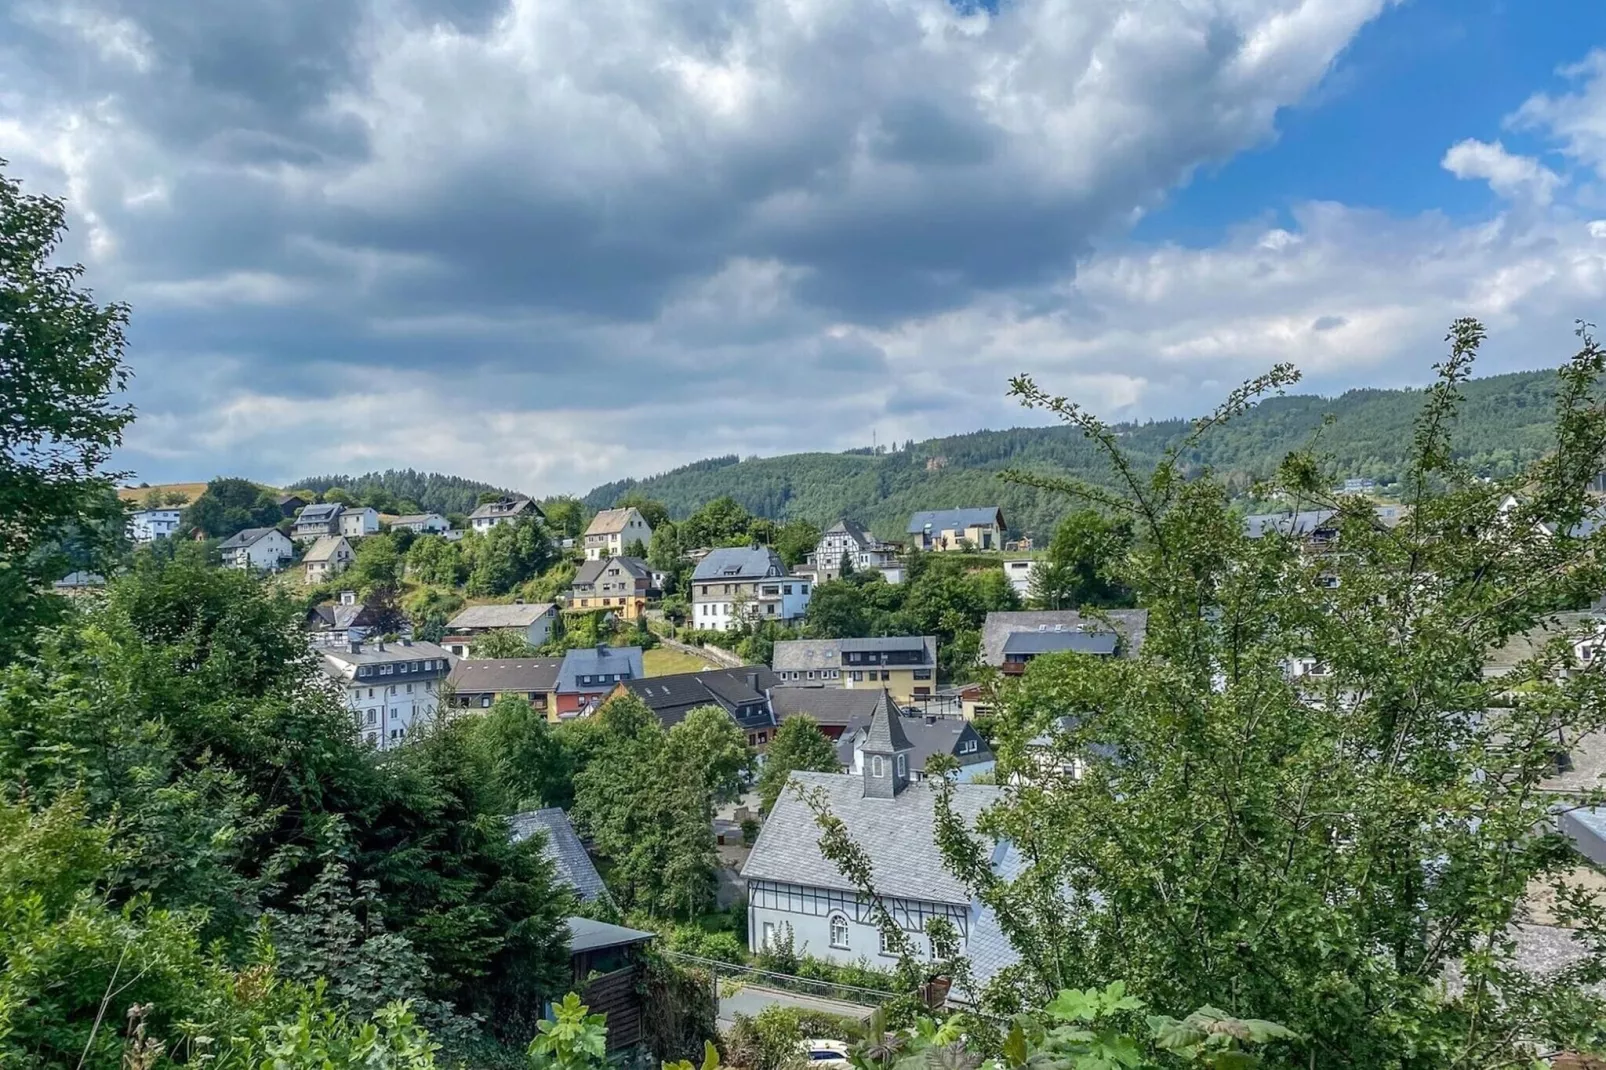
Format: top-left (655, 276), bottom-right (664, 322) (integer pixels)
top-left (441, 602), bottom-right (558, 656)
top-left (741, 700), bottom-right (1017, 1001)
top-left (469, 496), bottom-right (543, 533)
top-left (320, 637), bottom-right (453, 750)
top-left (301, 535), bottom-right (354, 583)
top-left (558, 919), bottom-right (655, 1055)
top-left (690, 547), bottom-right (811, 632)
top-left (836, 705), bottom-right (994, 783)
top-left (447, 656), bottom-right (564, 719)
top-left (389, 512), bottom-right (451, 534)
top-left (771, 636), bottom-right (938, 704)
top-left (569, 556), bottom-right (653, 619)
top-left (339, 506), bottom-right (381, 539)
top-left (616, 667), bottom-right (781, 747)
top-left (981, 610), bottom-right (1148, 675)
top-left (218, 527), bottom-right (294, 572)
top-left (129, 508), bottom-right (183, 544)
top-left (554, 645), bottom-right (644, 717)
top-left (583, 507), bottom-right (654, 561)
top-left (1002, 559), bottom-right (1037, 599)
top-left (275, 493), bottom-right (307, 517)
top-left (907, 507), bottom-right (1006, 552)
top-left (304, 590), bottom-right (400, 648)
top-left (806, 520), bottom-right (904, 583)
top-left (769, 687), bottom-right (886, 739)
top-left (292, 502), bottom-right (343, 542)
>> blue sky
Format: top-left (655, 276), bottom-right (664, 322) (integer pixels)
top-left (2, 0), bottom-right (1604, 496)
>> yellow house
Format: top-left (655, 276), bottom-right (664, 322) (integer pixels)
top-left (905, 507), bottom-right (1006, 551)
top-left (568, 556), bottom-right (652, 621)
top-left (770, 636), bottom-right (938, 705)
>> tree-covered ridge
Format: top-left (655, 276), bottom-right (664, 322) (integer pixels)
top-left (291, 469), bottom-right (521, 517)
top-left (583, 368), bottom-right (1568, 541)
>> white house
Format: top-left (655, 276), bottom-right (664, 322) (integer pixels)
top-left (468, 497), bottom-right (543, 533)
top-left (320, 638), bottom-right (454, 750)
top-left (293, 503), bottom-right (344, 542)
top-left (129, 508), bottom-right (183, 544)
top-left (808, 520), bottom-right (903, 583)
top-left (742, 697), bottom-right (1017, 1001)
top-left (303, 535), bottom-right (355, 583)
top-left (390, 513), bottom-right (451, 534)
top-left (1002, 559), bottom-right (1037, 599)
top-left (442, 601), bottom-right (558, 656)
top-left (583, 507), bottom-right (654, 560)
top-left (690, 547), bottom-right (811, 632)
top-left (218, 527), bottom-right (294, 572)
top-left (339, 506), bottom-right (381, 539)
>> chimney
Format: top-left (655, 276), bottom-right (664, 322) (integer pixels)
top-left (376, 640), bottom-right (386, 652)
top-left (348, 638), bottom-right (362, 654)
top-left (596, 643), bottom-right (609, 655)
top-left (746, 672), bottom-right (759, 692)
top-left (401, 637), bottom-right (412, 647)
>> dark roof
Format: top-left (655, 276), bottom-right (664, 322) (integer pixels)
top-left (841, 635), bottom-right (934, 656)
top-left (447, 602), bottom-right (556, 629)
top-left (981, 610), bottom-right (1148, 666)
top-left (449, 657), bottom-right (564, 694)
top-left (572, 556), bottom-right (651, 587)
top-left (565, 916), bottom-right (654, 954)
top-left (622, 666), bottom-right (781, 729)
top-left (692, 547), bottom-right (785, 582)
top-left (1002, 631), bottom-right (1119, 657)
top-left (839, 716), bottom-right (992, 774)
top-left (468, 497), bottom-right (542, 521)
top-left (320, 639), bottom-right (454, 667)
top-left (772, 636), bottom-right (935, 671)
top-left (906, 507), bottom-right (1003, 534)
top-left (771, 687), bottom-right (886, 727)
top-left (296, 503), bottom-right (343, 523)
top-left (219, 526), bottom-right (282, 550)
top-left (509, 809), bottom-right (609, 902)
top-left (557, 645), bottom-right (645, 693)
top-left (861, 693), bottom-right (911, 753)
top-left (1242, 509), bottom-right (1336, 538)
top-left (276, 493), bottom-right (306, 505)
top-left (826, 519), bottom-right (873, 545)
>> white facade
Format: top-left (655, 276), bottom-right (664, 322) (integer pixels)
top-left (584, 508), bottom-right (653, 560)
top-left (221, 529), bottom-right (294, 572)
top-left (1003, 559), bottom-right (1037, 599)
top-left (390, 513), bottom-right (451, 534)
top-left (340, 507), bottom-right (381, 538)
top-left (129, 508), bottom-right (183, 543)
top-left (748, 880), bottom-right (970, 966)
top-left (695, 578), bottom-right (812, 632)
top-left (321, 640), bottom-right (453, 751)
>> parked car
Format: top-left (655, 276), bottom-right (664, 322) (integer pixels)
top-left (802, 1040), bottom-right (850, 1068)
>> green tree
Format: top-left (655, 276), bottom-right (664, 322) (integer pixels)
top-left (773, 519), bottom-right (822, 568)
top-left (0, 162), bottom-right (132, 657)
top-left (464, 695), bottom-right (570, 813)
top-left (616, 493), bottom-right (671, 530)
top-left (472, 628), bottom-right (542, 659)
top-left (348, 532), bottom-right (406, 596)
top-left (1028, 509), bottom-right (1135, 610)
top-left (757, 716), bottom-right (840, 814)
top-left (662, 705), bottom-right (755, 807)
top-left (184, 476), bottom-right (282, 538)
top-left (407, 534), bottom-right (466, 587)
top-left (930, 321), bottom-right (1606, 1065)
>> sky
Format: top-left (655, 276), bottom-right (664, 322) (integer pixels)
top-left (4, 0), bottom-right (1606, 497)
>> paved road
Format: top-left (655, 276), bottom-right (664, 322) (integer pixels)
top-left (717, 984), bottom-right (875, 1029)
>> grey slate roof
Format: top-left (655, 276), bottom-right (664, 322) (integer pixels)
top-left (826, 519), bottom-right (873, 545)
top-left (556, 645), bottom-right (645, 693)
top-left (448, 657), bottom-right (564, 694)
top-left (1002, 631), bottom-right (1119, 657)
top-left (509, 809), bottom-right (609, 902)
top-left (219, 526), bottom-right (281, 550)
top-left (566, 916), bottom-right (655, 954)
top-left (302, 535), bottom-right (348, 563)
top-left (321, 639), bottom-right (454, 668)
top-left (838, 716), bottom-right (993, 775)
top-left (621, 667), bottom-right (781, 729)
top-left (446, 602), bottom-right (556, 629)
top-left (906, 507), bottom-right (1003, 535)
top-left (771, 687), bottom-right (887, 727)
top-left (742, 771), bottom-right (1001, 904)
top-left (861, 693), bottom-right (911, 753)
top-left (1242, 509), bottom-right (1335, 539)
top-left (981, 610), bottom-right (1148, 666)
top-left (468, 497), bottom-right (542, 521)
top-left (841, 636), bottom-right (932, 656)
top-left (692, 546), bottom-right (786, 582)
top-left (572, 556), bottom-right (651, 588)
top-left (389, 513), bottom-right (443, 526)
top-left (773, 639), bottom-right (847, 672)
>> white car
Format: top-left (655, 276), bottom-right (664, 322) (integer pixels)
top-left (802, 1039), bottom-right (851, 1069)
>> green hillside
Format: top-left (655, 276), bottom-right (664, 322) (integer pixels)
top-left (583, 367), bottom-right (1567, 541)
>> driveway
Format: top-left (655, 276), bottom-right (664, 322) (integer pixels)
top-left (717, 983), bottom-right (875, 1031)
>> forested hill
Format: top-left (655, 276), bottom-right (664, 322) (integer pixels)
top-left (291, 469), bottom-right (516, 516)
top-left (583, 367), bottom-right (1568, 541)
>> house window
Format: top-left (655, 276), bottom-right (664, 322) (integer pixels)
top-left (851, 671), bottom-right (863, 682)
top-left (783, 584), bottom-right (793, 595)
top-left (411, 661), bottom-right (421, 672)
top-left (762, 922), bottom-right (777, 949)
top-left (801, 585), bottom-right (809, 594)
top-left (367, 687), bottom-right (374, 697)
top-left (806, 671), bottom-right (815, 680)
top-left (366, 710), bottom-right (377, 725)
top-left (406, 683), bottom-right (414, 693)
top-left (871, 755), bottom-right (885, 778)
top-left (880, 671), bottom-right (891, 681)
top-left (390, 710), bottom-right (399, 721)
top-left (878, 928), bottom-right (898, 956)
top-left (959, 739), bottom-right (977, 754)
top-left (829, 914), bottom-right (850, 950)
top-left (896, 754), bottom-right (907, 778)
top-left (481, 695), bottom-right (492, 708)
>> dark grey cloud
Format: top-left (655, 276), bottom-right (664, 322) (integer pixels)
top-left (0, 0), bottom-right (1432, 491)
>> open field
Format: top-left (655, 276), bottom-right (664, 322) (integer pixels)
top-left (643, 646), bottom-right (722, 677)
top-left (118, 481), bottom-right (281, 506)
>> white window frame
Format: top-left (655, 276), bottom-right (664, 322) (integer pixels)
top-left (878, 927), bottom-right (898, 956)
top-left (829, 913), bottom-right (851, 950)
top-left (896, 754), bottom-right (907, 778)
top-left (871, 755), bottom-right (885, 778)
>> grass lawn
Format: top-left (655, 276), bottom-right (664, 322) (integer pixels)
top-left (644, 646), bottom-right (723, 677)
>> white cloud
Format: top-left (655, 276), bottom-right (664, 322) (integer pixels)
top-left (1515, 49), bottom-right (1606, 179)
top-left (1442, 139), bottom-right (1562, 206)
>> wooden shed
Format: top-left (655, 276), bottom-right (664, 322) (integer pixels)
top-left (564, 917), bottom-right (655, 1053)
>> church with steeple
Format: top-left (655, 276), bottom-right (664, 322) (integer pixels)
top-left (740, 691), bottom-right (1018, 1003)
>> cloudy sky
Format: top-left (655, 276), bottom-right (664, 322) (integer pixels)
top-left (4, 0), bottom-right (1606, 496)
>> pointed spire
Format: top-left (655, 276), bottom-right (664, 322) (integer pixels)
top-left (861, 691), bottom-right (912, 800)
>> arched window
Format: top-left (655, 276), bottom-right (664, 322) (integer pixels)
top-left (871, 755), bottom-right (885, 777)
top-left (896, 754), bottom-right (907, 778)
top-left (829, 913), bottom-right (850, 949)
